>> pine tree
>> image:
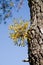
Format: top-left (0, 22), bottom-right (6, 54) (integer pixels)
top-left (27, 0), bottom-right (43, 65)
top-left (9, 0), bottom-right (43, 65)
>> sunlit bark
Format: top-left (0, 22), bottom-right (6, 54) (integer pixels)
top-left (27, 0), bottom-right (43, 65)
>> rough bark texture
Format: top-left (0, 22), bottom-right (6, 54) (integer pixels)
top-left (27, 0), bottom-right (43, 65)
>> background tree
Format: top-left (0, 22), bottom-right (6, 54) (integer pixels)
top-left (0, 0), bottom-right (14, 24)
top-left (0, 0), bottom-right (23, 24)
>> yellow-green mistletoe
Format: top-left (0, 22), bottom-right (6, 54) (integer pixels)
top-left (9, 19), bottom-right (31, 46)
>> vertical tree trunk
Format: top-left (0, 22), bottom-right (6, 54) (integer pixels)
top-left (27, 0), bottom-right (43, 65)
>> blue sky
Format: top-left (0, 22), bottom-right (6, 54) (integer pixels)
top-left (0, 0), bottom-right (30, 65)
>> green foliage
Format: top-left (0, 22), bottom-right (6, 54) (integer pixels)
top-left (0, 0), bottom-right (23, 24)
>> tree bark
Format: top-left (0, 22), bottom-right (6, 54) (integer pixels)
top-left (27, 0), bottom-right (43, 65)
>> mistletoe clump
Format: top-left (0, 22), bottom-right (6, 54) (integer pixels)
top-left (9, 19), bottom-right (30, 47)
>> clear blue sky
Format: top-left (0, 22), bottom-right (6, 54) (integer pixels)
top-left (0, 0), bottom-right (30, 65)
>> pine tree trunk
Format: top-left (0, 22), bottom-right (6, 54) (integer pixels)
top-left (27, 0), bottom-right (43, 65)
